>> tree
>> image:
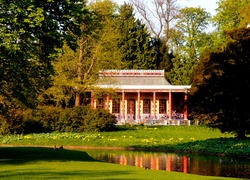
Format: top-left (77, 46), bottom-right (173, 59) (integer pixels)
top-left (130, 0), bottom-right (180, 43)
top-left (211, 0), bottom-right (250, 47)
top-left (116, 3), bottom-right (156, 69)
top-left (149, 37), bottom-right (174, 83)
top-left (74, 1), bottom-right (101, 106)
top-left (152, 38), bottom-right (173, 71)
top-left (41, 0), bottom-right (124, 107)
top-left (168, 7), bottom-right (211, 85)
top-left (188, 27), bottom-right (250, 138)
top-left (39, 44), bottom-right (78, 107)
top-left (213, 0), bottom-right (250, 32)
top-left (0, 0), bottom-right (85, 112)
top-left (74, 0), bottom-right (125, 106)
top-left (240, 3), bottom-right (250, 27)
top-left (88, 0), bottom-right (124, 70)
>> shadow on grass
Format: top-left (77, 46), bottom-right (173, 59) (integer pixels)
top-left (0, 169), bottom-right (132, 180)
top-left (0, 146), bottom-right (97, 164)
top-left (0, 147), bottom-right (139, 179)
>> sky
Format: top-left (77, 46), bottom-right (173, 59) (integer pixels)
top-left (114, 0), bottom-right (218, 15)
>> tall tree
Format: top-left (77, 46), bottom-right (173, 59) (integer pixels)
top-left (130, 0), bottom-right (181, 43)
top-left (151, 37), bottom-right (174, 81)
top-left (75, 0), bottom-right (126, 105)
top-left (116, 3), bottom-right (156, 69)
top-left (213, 0), bottom-right (250, 32)
top-left (75, 0), bottom-right (127, 106)
top-left (0, 0), bottom-right (85, 112)
top-left (168, 7), bottom-right (211, 85)
top-left (240, 3), bottom-right (250, 27)
top-left (211, 0), bottom-right (250, 47)
top-left (89, 0), bottom-right (124, 70)
top-left (188, 27), bottom-right (250, 138)
top-left (74, 1), bottom-right (101, 106)
top-left (42, 0), bottom-right (124, 107)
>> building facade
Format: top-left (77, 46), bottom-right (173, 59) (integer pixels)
top-left (91, 70), bottom-right (191, 125)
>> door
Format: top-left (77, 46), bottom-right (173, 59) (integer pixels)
top-left (127, 99), bottom-right (135, 120)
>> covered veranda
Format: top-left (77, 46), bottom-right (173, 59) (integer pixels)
top-left (91, 70), bottom-right (191, 125)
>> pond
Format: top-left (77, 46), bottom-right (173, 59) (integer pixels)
top-left (85, 150), bottom-right (250, 179)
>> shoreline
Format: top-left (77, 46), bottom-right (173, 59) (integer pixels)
top-left (1, 144), bottom-right (250, 158)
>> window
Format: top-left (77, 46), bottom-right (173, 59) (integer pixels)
top-left (143, 99), bottom-right (150, 113)
top-left (96, 98), bottom-right (104, 108)
top-left (159, 99), bottom-right (166, 113)
top-left (112, 99), bottom-right (120, 113)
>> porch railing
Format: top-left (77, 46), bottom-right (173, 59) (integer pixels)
top-left (114, 113), bottom-right (191, 126)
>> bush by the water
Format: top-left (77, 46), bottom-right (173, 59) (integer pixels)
top-left (0, 106), bottom-right (117, 134)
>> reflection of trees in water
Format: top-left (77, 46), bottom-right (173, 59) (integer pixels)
top-left (86, 150), bottom-right (250, 179)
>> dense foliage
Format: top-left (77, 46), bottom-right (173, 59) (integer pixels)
top-left (188, 28), bottom-right (250, 138)
top-left (212, 0), bottom-right (250, 32)
top-left (169, 7), bottom-right (211, 85)
top-left (0, 106), bottom-right (117, 134)
top-left (0, 0), bottom-right (86, 113)
top-left (116, 3), bottom-right (156, 69)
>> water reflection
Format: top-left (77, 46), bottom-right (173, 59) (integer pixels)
top-left (85, 150), bottom-right (250, 179)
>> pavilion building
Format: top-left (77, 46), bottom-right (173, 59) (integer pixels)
top-left (91, 70), bottom-right (191, 125)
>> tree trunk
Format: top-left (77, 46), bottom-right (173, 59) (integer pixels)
top-left (75, 35), bottom-right (84, 106)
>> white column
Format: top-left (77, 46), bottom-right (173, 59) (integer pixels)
top-left (122, 91), bottom-right (125, 119)
top-left (169, 91), bottom-right (172, 120)
top-left (137, 91), bottom-right (140, 120)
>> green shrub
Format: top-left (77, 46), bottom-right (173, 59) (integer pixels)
top-left (83, 108), bottom-right (117, 132)
top-left (61, 106), bottom-right (117, 132)
top-left (0, 105), bottom-right (117, 134)
top-left (31, 106), bottom-right (61, 132)
top-left (68, 106), bottom-right (88, 132)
